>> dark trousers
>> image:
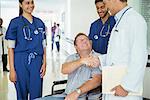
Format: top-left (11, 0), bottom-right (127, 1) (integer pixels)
top-left (2, 54), bottom-right (8, 71)
top-left (56, 42), bottom-right (60, 52)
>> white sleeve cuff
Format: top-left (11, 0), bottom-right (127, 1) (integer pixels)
top-left (7, 40), bottom-right (16, 48)
top-left (42, 39), bottom-right (46, 48)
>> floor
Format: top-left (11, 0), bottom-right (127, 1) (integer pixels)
top-left (0, 34), bottom-right (69, 100)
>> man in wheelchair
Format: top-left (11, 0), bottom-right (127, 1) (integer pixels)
top-left (36, 33), bottom-right (102, 100)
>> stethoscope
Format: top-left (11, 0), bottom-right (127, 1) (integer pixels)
top-left (94, 19), bottom-right (111, 40)
top-left (114, 7), bottom-right (132, 32)
top-left (21, 16), bottom-right (39, 41)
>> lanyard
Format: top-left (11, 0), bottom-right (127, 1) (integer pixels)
top-left (115, 7), bottom-right (132, 32)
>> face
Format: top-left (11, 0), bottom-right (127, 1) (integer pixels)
top-left (20, 0), bottom-right (35, 14)
top-left (96, 2), bottom-right (108, 18)
top-left (75, 35), bottom-right (92, 52)
top-left (103, 0), bottom-right (116, 15)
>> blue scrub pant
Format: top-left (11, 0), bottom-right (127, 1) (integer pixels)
top-left (14, 52), bottom-right (43, 100)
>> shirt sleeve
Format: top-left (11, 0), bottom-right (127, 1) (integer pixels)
top-left (7, 40), bottom-right (16, 48)
top-left (91, 67), bottom-right (101, 77)
top-left (5, 19), bottom-right (17, 40)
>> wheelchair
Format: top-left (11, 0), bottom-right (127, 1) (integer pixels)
top-left (47, 79), bottom-right (102, 100)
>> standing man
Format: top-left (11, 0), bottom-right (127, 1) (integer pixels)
top-left (51, 22), bottom-right (57, 51)
top-left (55, 23), bottom-right (61, 52)
top-left (0, 18), bottom-right (9, 72)
top-left (101, 0), bottom-right (147, 100)
top-left (89, 0), bottom-right (115, 54)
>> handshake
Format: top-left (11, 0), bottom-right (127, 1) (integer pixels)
top-left (80, 54), bottom-right (100, 68)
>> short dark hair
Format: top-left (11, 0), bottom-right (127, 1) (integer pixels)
top-left (120, 0), bottom-right (127, 2)
top-left (74, 33), bottom-right (88, 46)
top-left (95, 0), bottom-right (103, 4)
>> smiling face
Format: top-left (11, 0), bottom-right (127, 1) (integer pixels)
top-left (20, 0), bottom-right (35, 15)
top-left (74, 34), bottom-right (92, 53)
top-left (95, 1), bottom-right (108, 18)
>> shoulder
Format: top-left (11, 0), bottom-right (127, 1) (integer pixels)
top-left (66, 53), bottom-right (79, 62)
top-left (33, 16), bottom-right (45, 25)
top-left (109, 16), bottom-right (115, 21)
top-left (126, 9), bottom-right (146, 25)
top-left (8, 16), bottom-right (21, 28)
top-left (10, 16), bottom-right (21, 24)
top-left (91, 19), bottom-right (100, 26)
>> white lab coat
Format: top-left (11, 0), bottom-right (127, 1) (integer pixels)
top-left (101, 6), bottom-right (148, 100)
top-left (0, 26), bottom-right (8, 55)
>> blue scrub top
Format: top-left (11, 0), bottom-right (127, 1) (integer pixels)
top-left (88, 16), bottom-right (115, 54)
top-left (5, 15), bottom-right (46, 55)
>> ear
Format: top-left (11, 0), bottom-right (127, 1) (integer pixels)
top-left (90, 40), bottom-right (92, 45)
top-left (75, 45), bottom-right (77, 50)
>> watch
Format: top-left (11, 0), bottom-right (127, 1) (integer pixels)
top-left (76, 88), bottom-right (81, 95)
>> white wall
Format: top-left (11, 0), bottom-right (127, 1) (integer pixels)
top-left (66, 0), bottom-right (98, 39)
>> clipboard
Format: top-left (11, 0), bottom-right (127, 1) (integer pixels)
top-left (102, 65), bottom-right (142, 96)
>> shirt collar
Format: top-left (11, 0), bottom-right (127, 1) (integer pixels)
top-left (114, 6), bottom-right (131, 22)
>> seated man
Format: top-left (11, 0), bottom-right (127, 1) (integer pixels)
top-left (36, 33), bottom-right (101, 100)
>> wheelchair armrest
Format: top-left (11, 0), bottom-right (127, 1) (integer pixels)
top-left (53, 80), bottom-right (67, 85)
top-left (51, 80), bottom-right (67, 95)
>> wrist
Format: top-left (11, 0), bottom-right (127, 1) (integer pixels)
top-left (75, 88), bottom-right (82, 96)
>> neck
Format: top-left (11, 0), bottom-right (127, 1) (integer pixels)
top-left (101, 13), bottom-right (110, 24)
top-left (79, 50), bottom-right (91, 58)
top-left (22, 13), bottom-right (33, 23)
top-left (115, 2), bottom-right (128, 14)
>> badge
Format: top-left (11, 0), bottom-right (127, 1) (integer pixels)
top-left (34, 29), bottom-right (39, 35)
top-left (94, 35), bottom-right (98, 40)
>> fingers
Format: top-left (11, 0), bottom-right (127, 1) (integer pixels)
top-left (40, 67), bottom-right (46, 78)
top-left (111, 86), bottom-right (117, 92)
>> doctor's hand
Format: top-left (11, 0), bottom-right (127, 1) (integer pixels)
top-left (9, 69), bottom-right (17, 84)
top-left (65, 91), bottom-right (79, 100)
top-left (111, 85), bottom-right (128, 97)
top-left (40, 63), bottom-right (46, 78)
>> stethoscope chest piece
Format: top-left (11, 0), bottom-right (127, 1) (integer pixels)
top-left (94, 35), bottom-right (98, 40)
top-left (34, 29), bottom-right (39, 35)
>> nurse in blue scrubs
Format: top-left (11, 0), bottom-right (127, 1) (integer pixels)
top-left (88, 0), bottom-right (115, 54)
top-left (5, 0), bottom-right (46, 99)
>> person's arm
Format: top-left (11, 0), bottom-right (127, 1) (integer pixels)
top-left (65, 74), bottom-right (101, 100)
top-left (61, 59), bottom-right (83, 74)
top-left (78, 74), bottom-right (101, 94)
top-left (40, 48), bottom-right (46, 78)
top-left (8, 48), bottom-right (17, 83)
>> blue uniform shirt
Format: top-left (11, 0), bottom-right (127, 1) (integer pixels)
top-left (89, 16), bottom-right (115, 54)
top-left (5, 15), bottom-right (46, 55)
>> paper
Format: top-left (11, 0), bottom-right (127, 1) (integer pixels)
top-left (102, 65), bottom-right (142, 96)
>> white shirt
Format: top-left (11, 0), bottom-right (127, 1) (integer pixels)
top-left (101, 6), bottom-right (147, 100)
top-left (0, 26), bottom-right (8, 55)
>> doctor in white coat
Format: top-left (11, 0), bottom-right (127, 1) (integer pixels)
top-left (101, 0), bottom-right (148, 100)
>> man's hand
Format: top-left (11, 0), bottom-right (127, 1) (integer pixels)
top-left (65, 91), bottom-right (80, 100)
top-left (81, 55), bottom-right (100, 67)
top-left (111, 85), bottom-right (128, 97)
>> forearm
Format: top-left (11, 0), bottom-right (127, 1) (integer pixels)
top-left (78, 74), bottom-right (101, 95)
top-left (43, 48), bottom-right (46, 66)
top-left (8, 48), bottom-right (15, 71)
top-left (61, 59), bottom-right (83, 74)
